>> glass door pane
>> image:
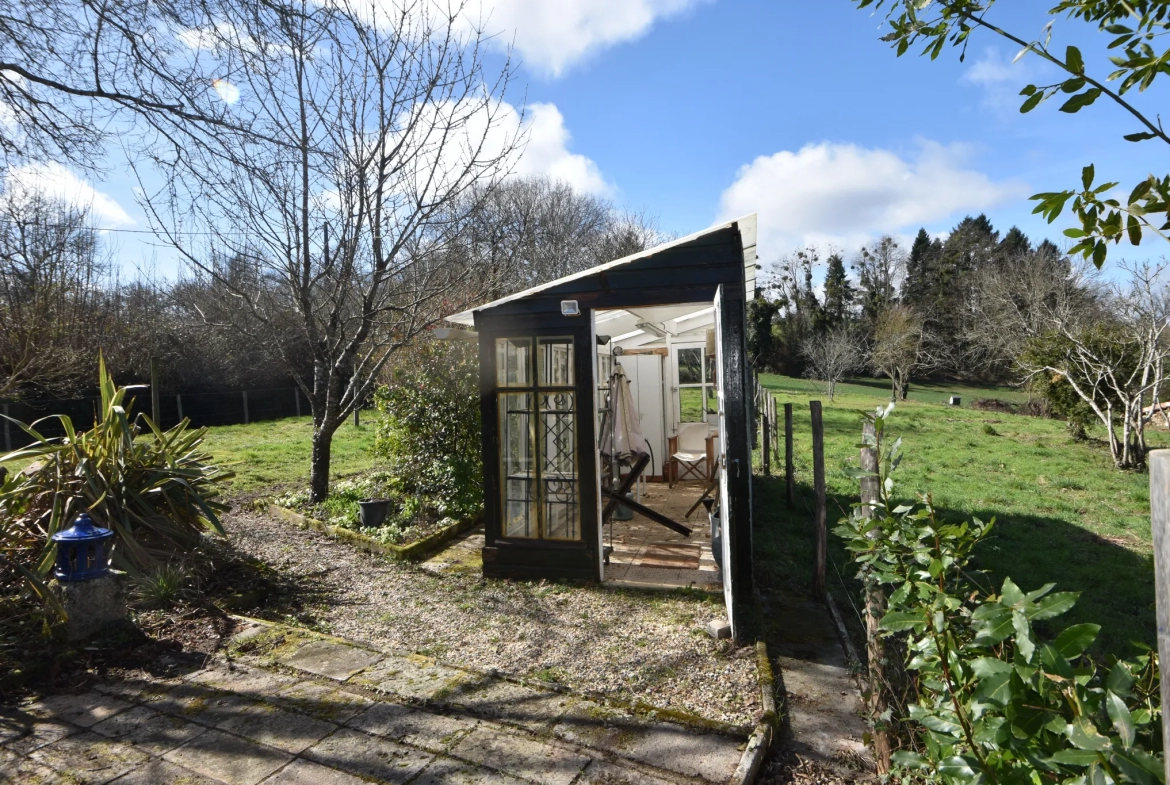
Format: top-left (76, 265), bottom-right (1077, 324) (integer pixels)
top-left (500, 391), bottom-right (535, 538)
top-left (540, 391), bottom-right (578, 540)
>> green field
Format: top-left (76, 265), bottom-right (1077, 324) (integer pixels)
top-left (753, 374), bottom-right (1165, 658)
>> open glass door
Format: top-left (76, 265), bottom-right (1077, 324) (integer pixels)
top-left (712, 286), bottom-right (736, 629)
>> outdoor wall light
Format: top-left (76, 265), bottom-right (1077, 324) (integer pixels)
top-left (561, 300), bottom-right (580, 316)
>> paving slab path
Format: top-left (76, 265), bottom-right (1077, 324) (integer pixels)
top-left (0, 621), bottom-right (751, 785)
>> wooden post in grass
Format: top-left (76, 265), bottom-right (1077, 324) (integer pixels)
top-left (1148, 449), bottom-right (1170, 784)
top-left (176, 395), bottom-right (183, 423)
top-left (242, 391), bottom-right (250, 425)
top-left (861, 419), bottom-right (890, 775)
top-left (785, 403), bottom-right (794, 509)
top-left (762, 407), bottom-right (771, 476)
top-left (294, 387), bottom-right (301, 417)
top-left (811, 400), bottom-right (826, 600)
top-left (354, 406), bottom-right (360, 428)
top-left (150, 357), bottom-right (161, 425)
top-left (2, 403), bottom-right (9, 452)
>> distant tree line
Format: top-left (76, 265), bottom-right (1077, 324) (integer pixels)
top-left (749, 215), bottom-right (1170, 469)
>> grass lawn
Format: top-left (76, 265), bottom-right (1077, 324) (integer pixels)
top-left (198, 413), bottom-right (379, 495)
top-left (753, 373), bottom-right (1165, 659)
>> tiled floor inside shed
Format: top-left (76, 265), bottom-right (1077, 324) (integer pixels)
top-left (602, 480), bottom-right (721, 591)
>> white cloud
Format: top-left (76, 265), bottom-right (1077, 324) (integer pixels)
top-left (512, 103), bottom-right (610, 194)
top-left (462, 0), bottom-right (707, 78)
top-left (3, 162), bottom-right (135, 227)
top-left (718, 140), bottom-right (1026, 253)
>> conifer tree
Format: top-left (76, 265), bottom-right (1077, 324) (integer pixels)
top-left (821, 252), bottom-right (855, 329)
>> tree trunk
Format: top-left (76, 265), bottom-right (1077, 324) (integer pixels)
top-left (309, 421), bottom-right (336, 504)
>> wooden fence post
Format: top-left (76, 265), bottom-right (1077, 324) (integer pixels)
top-left (2, 403), bottom-right (10, 453)
top-left (762, 408), bottom-right (771, 476)
top-left (810, 400), bottom-right (826, 599)
top-left (242, 391), bottom-right (250, 425)
top-left (176, 395), bottom-right (183, 423)
top-left (354, 406), bottom-right (360, 428)
top-left (785, 403), bottom-right (794, 509)
top-left (294, 388), bottom-right (301, 417)
top-left (861, 420), bottom-right (890, 775)
top-left (150, 357), bottom-right (161, 425)
top-left (1149, 449), bottom-right (1170, 785)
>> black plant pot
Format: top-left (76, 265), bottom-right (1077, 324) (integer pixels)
top-left (358, 498), bottom-right (392, 527)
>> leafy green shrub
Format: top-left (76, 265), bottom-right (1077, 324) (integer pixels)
top-left (0, 356), bottom-right (233, 578)
top-left (836, 405), bottom-right (1163, 784)
top-left (374, 337), bottom-right (481, 521)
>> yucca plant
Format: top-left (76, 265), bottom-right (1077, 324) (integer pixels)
top-left (0, 355), bottom-right (233, 581)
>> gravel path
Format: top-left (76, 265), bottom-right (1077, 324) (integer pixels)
top-left (222, 510), bottom-right (761, 726)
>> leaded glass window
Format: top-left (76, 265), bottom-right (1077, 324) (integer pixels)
top-left (496, 337), bottom-right (580, 541)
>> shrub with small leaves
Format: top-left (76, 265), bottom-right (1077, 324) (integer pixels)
top-left (836, 405), bottom-right (1163, 784)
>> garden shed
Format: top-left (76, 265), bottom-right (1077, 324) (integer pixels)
top-left (447, 215), bottom-right (758, 636)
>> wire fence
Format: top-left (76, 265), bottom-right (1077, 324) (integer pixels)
top-left (1, 386), bottom-right (309, 451)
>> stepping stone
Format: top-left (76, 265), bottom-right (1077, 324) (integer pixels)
top-left (272, 680), bottom-right (374, 724)
top-left (346, 701), bottom-right (476, 752)
top-left (451, 727), bottom-right (590, 785)
top-left (352, 655), bottom-right (468, 701)
top-left (142, 683), bottom-right (257, 728)
top-left (0, 717), bottom-right (78, 756)
top-left (258, 758), bottom-right (368, 785)
top-left (109, 758), bottom-right (222, 784)
top-left (0, 748), bottom-right (57, 784)
top-left (411, 756), bottom-right (529, 785)
top-left (27, 691), bottom-right (132, 728)
top-left (214, 700), bottom-right (338, 754)
top-left (280, 640), bottom-right (382, 681)
top-left (577, 759), bottom-right (680, 785)
top-left (445, 678), bottom-right (573, 733)
top-left (304, 727), bottom-right (434, 783)
top-left (163, 728), bottom-right (293, 785)
top-left (28, 731), bottom-right (150, 783)
top-left (90, 705), bottom-right (207, 755)
top-left (187, 665), bottom-right (295, 697)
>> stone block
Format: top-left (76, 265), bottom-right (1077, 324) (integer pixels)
top-left (48, 573), bottom-right (129, 642)
top-left (27, 691), bottom-right (131, 728)
top-left (108, 758), bottom-right (222, 785)
top-left (186, 664), bottom-right (295, 698)
top-left (410, 756), bottom-right (529, 785)
top-left (706, 619), bottom-right (731, 639)
top-left (0, 717), bottom-right (76, 756)
top-left (272, 680), bottom-right (373, 724)
top-left (346, 701), bottom-right (476, 752)
top-left (304, 727), bottom-right (434, 784)
top-left (451, 727), bottom-right (590, 785)
top-left (28, 731), bottom-right (149, 783)
top-left (163, 728), bottom-right (293, 785)
top-left (280, 640), bottom-right (382, 682)
top-left (90, 705), bottom-right (207, 755)
top-left (352, 655), bottom-right (468, 701)
top-left (214, 700), bottom-right (338, 754)
top-left (576, 759), bottom-right (679, 785)
top-left (258, 758), bottom-right (368, 785)
top-left (445, 677), bottom-right (572, 733)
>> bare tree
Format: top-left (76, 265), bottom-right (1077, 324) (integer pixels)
top-left (0, 190), bottom-right (107, 399)
top-left (801, 326), bottom-right (862, 401)
top-left (975, 257), bottom-right (1170, 469)
top-left (871, 305), bottom-right (925, 402)
top-left (140, 0), bottom-right (521, 502)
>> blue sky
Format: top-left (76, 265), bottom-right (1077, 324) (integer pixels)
top-left (10, 0), bottom-right (1166, 277)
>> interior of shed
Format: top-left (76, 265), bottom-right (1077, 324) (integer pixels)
top-left (593, 303), bottom-right (723, 591)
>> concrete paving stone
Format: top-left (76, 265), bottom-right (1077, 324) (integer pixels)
top-left (0, 717), bottom-right (78, 755)
top-left (279, 640), bottom-right (382, 682)
top-left (0, 748), bottom-right (58, 785)
top-left (445, 678), bottom-right (572, 733)
top-left (451, 727), bottom-right (591, 785)
top-left (214, 700), bottom-right (338, 754)
top-left (140, 682), bottom-right (258, 727)
top-left (346, 701), bottom-right (476, 752)
top-left (576, 759), bottom-right (682, 785)
top-left (90, 705), bottom-right (208, 756)
top-left (29, 731), bottom-right (150, 784)
top-left (107, 758), bottom-right (222, 785)
top-left (187, 664), bottom-right (297, 697)
top-left (550, 699), bottom-right (641, 751)
top-left (304, 727), bottom-right (434, 784)
top-left (271, 680), bottom-right (373, 724)
top-left (352, 655), bottom-right (469, 701)
top-left (584, 720), bottom-right (743, 784)
top-left (92, 676), bottom-right (156, 701)
top-left (257, 758), bottom-right (368, 785)
top-left (410, 756), bottom-right (529, 785)
top-left (163, 728), bottom-right (294, 785)
top-left (28, 691), bottom-right (133, 728)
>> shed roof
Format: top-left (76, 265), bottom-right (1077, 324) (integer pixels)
top-left (445, 214), bottom-right (757, 327)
